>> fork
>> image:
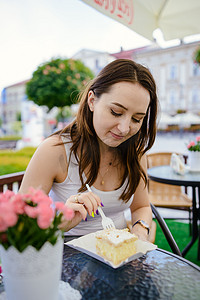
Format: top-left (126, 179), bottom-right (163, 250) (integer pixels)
top-left (86, 184), bottom-right (116, 230)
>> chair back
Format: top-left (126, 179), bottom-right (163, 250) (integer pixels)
top-left (147, 152), bottom-right (173, 168)
top-left (0, 171), bottom-right (25, 193)
top-left (147, 152), bottom-right (181, 194)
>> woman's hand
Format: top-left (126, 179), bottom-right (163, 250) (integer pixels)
top-left (60, 191), bottom-right (102, 231)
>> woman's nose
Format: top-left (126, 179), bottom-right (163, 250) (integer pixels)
top-left (117, 118), bottom-right (131, 134)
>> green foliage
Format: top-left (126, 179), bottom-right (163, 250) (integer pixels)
top-left (11, 121), bottom-right (22, 135)
top-left (26, 58), bottom-right (94, 110)
top-left (155, 219), bottom-right (200, 266)
top-left (16, 112), bottom-right (21, 121)
top-left (194, 46), bottom-right (200, 65)
top-left (56, 106), bottom-right (72, 122)
top-left (0, 147), bottom-right (36, 175)
top-left (0, 136), bottom-right (21, 141)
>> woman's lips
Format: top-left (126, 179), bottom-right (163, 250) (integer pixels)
top-left (110, 132), bottom-right (125, 140)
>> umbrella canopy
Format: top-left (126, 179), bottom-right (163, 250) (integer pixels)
top-left (172, 112), bottom-right (200, 126)
top-left (81, 0), bottom-right (200, 41)
top-left (158, 112), bottom-right (176, 129)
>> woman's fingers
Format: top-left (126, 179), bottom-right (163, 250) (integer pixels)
top-left (66, 201), bottom-right (88, 221)
top-left (66, 191), bottom-right (102, 219)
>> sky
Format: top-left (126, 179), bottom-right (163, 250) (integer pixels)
top-left (1, 0), bottom-right (200, 95)
top-left (0, 0), bottom-right (149, 94)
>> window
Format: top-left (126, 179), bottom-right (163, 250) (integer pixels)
top-left (193, 63), bottom-right (200, 76)
top-left (169, 90), bottom-right (176, 105)
top-left (191, 89), bottom-right (199, 104)
top-left (169, 65), bottom-right (178, 80)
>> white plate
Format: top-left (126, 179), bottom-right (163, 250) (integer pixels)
top-left (65, 232), bottom-right (157, 269)
top-left (188, 167), bottom-right (200, 173)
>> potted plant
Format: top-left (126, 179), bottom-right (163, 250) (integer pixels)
top-left (187, 136), bottom-right (200, 171)
top-left (0, 188), bottom-right (74, 300)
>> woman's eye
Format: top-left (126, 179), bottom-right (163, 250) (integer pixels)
top-left (111, 109), bottom-right (122, 117)
top-left (132, 117), bottom-right (141, 123)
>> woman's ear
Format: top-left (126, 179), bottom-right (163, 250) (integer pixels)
top-left (87, 90), bottom-right (95, 112)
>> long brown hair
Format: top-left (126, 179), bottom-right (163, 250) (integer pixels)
top-left (56, 59), bottom-right (158, 202)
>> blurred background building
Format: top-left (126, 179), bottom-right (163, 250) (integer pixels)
top-left (0, 40), bottom-right (200, 141)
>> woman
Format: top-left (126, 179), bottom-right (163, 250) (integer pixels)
top-left (19, 59), bottom-right (158, 241)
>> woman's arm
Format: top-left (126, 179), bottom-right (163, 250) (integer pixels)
top-left (19, 135), bottom-right (102, 231)
top-left (129, 154), bottom-right (152, 241)
top-left (19, 135), bottom-right (66, 194)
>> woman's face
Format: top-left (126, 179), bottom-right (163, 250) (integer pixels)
top-left (88, 81), bottom-right (150, 148)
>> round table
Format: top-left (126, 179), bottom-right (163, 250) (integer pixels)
top-left (147, 165), bottom-right (200, 258)
top-left (61, 243), bottom-right (200, 300)
top-left (1, 242), bottom-right (200, 299)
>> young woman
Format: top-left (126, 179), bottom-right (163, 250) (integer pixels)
top-left (19, 59), bottom-right (158, 241)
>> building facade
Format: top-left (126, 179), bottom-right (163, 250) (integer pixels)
top-left (0, 80), bottom-right (29, 124)
top-left (112, 41), bottom-right (200, 115)
top-left (1, 41), bottom-right (200, 136)
top-left (72, 48), bottom-right (114, 75)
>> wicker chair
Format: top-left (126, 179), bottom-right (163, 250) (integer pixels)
top-left (147, 152), bottom-right (192, 232)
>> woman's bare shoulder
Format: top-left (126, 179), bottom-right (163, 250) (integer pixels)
top-left (37, 135), bottom-right (65, 155)
top-left (19, 135), bottom-right (67, 194)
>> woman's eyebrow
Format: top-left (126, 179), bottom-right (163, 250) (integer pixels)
top-left (111, 102), bottom-right (146, 115)
top-left (112, 102), bottom-right (127, 110)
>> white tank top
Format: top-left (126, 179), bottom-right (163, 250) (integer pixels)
top-left (49, 136), bottom-right (134, 235)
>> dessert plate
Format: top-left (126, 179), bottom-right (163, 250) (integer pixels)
top-left (188, 166), bottom-right (200, 173)
top-left (65, 232), bottom-right (157, 269)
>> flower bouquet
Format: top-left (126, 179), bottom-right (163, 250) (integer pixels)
top-left (187, 136), bottom-right (200, 171)
top-left (187, 136), bottom-right (200, 152)
top-left (0, 188), bottom-right (74, 300)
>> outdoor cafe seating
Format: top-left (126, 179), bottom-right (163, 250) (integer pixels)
top-left (1, 171), bottom-right (200, 299)
top-left (147, 152), bottom-right (192, 232)
top-left (0, 171), bottom-right (182, 256)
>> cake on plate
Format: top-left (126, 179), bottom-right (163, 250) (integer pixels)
top-left (95, 228), bottom-right (138, 265)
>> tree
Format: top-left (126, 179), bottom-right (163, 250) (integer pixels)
top-left (26, 58), bottom-right (94, 112)
top-left (194, 46), bottom-right (200, 65)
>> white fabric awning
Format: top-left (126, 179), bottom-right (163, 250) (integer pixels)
top-left (81, 0), bottom-right (200, 41)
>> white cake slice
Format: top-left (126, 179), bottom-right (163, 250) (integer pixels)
top-left (95, 228), bottom-right (138, 265)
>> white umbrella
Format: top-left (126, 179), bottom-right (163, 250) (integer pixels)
top-left (158, 112), bottom-right (176, 129)
top-left (172, 112), bottom-right (200, 126)
top-left (81, 0), bottom-right (200, 41)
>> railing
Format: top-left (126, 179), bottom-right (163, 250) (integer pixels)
top-left (0, 171), bottom-right (25, 193)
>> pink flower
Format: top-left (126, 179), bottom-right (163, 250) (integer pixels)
top-left (0, 190), bottom-right (15, 203)
top-left (75, 73), bottom-right (80, 79)
top-left (36, 203), bottom-right (55, 229)
top-left (196, 136), bottom-right (200, 142)
top-left (187, 141), bottom-right (195, 149)
top-left (55, 202), bottom-right (74, 220)
top-left (43, 69), bottom-right (49, 75)
top-left (0, 202), bottom-right (18, 231)
top-left (24, 205), bottom-right (38, 218)
top-left (11, 194), bottom-right (25, 214)
top-left (29, 189), bottom-right (52, 205)
top-left (0, 187), bottom-right (75, 251)
top-left (59, 63), bottom-right (65, 69)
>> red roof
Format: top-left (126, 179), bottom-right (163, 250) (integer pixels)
top-left (110, 46), bottom-right (148, 59)
top-left (5, 79), bottom-right (30, 89)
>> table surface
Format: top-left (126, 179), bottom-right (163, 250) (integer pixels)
top-left (1, 243), bottom-right (200, 299)
top-left (147, 165), bottom-right (200, 187)
top-left (62, 244), bottom-right (200, 300)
